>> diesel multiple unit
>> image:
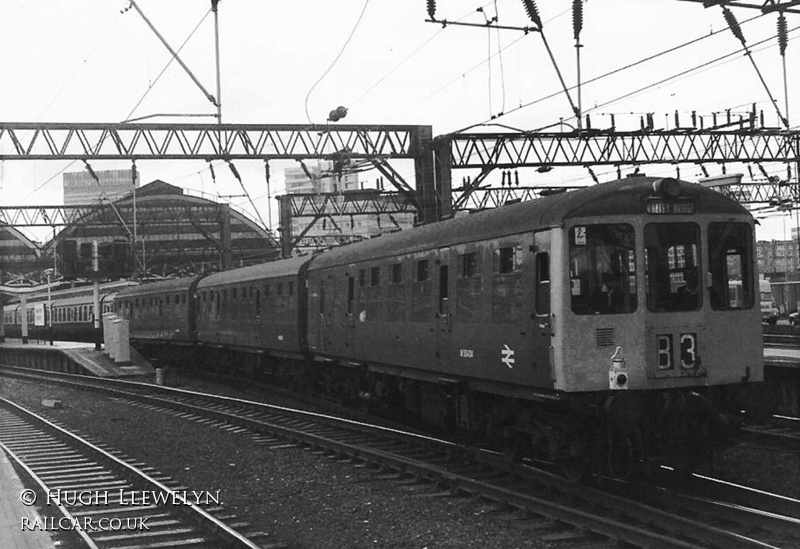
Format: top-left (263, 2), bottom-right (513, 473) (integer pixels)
top-left (42, 177), bottom-right (767, 478)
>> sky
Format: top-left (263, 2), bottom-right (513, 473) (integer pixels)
top-left (1, 0), bottom-right (799, 242)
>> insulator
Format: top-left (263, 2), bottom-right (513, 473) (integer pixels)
top-left (521, 0), bottom-right (542, 29)
top-left (587, 166), bottom-right (598, 184)
top-left (208, 161), bottom-right (216, 182)
top-left (328, 106), bottom-right (348, 122)
top-left (722, 7), bottom-right (746, 45)
top-left (427, 0), bottom-right (436, 20)
top-left (778, 12), bottom-right (788, 56)
top-left (227, 161), bottom-right (241, 181)
top-left (572, 0), bottom-right (583, 40)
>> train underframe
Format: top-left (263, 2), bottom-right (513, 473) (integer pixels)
top-left (135, 341), bottom-right (750, 481)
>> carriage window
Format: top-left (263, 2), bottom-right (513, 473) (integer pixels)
top-left (370, 267), bottom-right (381, 286)
top-left (645, 223), bottom-right (700, 312)
top-left (708, 222), bottom-right (754, 310)
top-left (416, 259), bottom-right (429, 282)
top-left (390, 263), bottom-right (403, 284)
top-left (347, 275), bottom-right (355, 314)
top-left (458, 252), bottom-right (481, 277)
top-left (570, 224), bottom-right (637, 315)
top-left (494, 246), bottom-right (522, 274)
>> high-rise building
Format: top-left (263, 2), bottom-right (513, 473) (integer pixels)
top-left (283, 160), bottom-right (358, 194)
top-left (63, 169), bottom-right (139, 206)
top-left (282, 160), bottom-right (415, 251)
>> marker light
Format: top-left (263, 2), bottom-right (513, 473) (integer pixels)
top-left (653, 177), bottom-right (681, 198)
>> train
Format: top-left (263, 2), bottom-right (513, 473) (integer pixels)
top-left (10, 176), bottom-right (766, 479)
top-left (2, 280), bottom-right (137, 343)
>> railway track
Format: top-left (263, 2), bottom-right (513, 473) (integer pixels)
top-left (740, 415), bottom-right (800, 454)
top-left (0, 395), bottom-right (284, 549)
top-left (763, 333), bottom-right (800, 348)
top-left (2, 366), bottom-right (797, 548)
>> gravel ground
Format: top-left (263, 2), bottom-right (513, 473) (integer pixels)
top-left (2, 374), bottom-right (798, 549)
top-left (1, 377), bottom-right (554, 549)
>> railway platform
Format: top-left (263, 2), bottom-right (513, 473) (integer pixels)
top-left (0, 449), bottom-right (57, 549)
top-left (0, 339), bottom-right (154, 378)
top-left (765, 346), bottom-right (800, 369)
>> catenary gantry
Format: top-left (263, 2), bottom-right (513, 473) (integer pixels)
top-left (2, 122), bottom-right (800, 256)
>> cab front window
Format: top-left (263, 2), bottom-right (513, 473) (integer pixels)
top-left (569, 224), bottom-right (637, 315)
top-left (708, 222), bottom-right (754, 310)
top-left (645, 223), bottom-right (700, 312)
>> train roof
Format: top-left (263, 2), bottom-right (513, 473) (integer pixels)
top-left (3, 280), bottom-right (137, 304)
top-left (308, 176), bottom-right (751, 269)
top-left (116, 276), bottom-right (198, 299)
top-left (197, 255), bottom-right (311, 288)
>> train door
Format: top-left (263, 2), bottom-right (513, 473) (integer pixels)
top-left (345, 273), bottom-right (357, 354)
top-left (532, 231), bottom-right (553, 384)
top-left (318, 276), bottom-right (336, 352)
top-left (435, 252), bottom-right (451, 369)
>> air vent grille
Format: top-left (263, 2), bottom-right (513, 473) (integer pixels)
top-left (595, 327), bottom-right (615, 347)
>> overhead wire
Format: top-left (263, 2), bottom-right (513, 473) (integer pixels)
top-left (452, 11), bottom-right (766, 132)
top-left (123, 7), bottom-right (212, 122)
top-left (493, 0), bottom-right (507, 117)
top-left (347, 1), bottom-right (504, 111)
top-left (303, 0), bottom-right (371, 124)
top-left (37, 15), bottom-right (125, 122)
top-left (390, 3), bottom-right (578, 125)
top-left (583, 24), bottom-right (800, 124)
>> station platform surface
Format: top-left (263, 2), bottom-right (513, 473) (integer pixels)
top-left (765, 346), bottom-right (800, 369)
top-left (0, 339), bottom-right (155, 377)
top-left (0, 449), bottom-right (57, 549)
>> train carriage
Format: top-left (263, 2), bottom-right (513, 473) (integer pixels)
top-left (305, 176), bottom-right (763, 476)
top-left (115, 175), bottom-right (764, 478)
top-left (116, 276), bottom-right (200, 344)
top-left (3, 280), bottom-right (136, 343)
top-left (194, 255), bottom-right (310, 358)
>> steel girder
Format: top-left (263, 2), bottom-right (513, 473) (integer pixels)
top-left (713, 181), bottom-right (800, 204)
top-left (676, 0), bottom-right (800, 14)
top-left (0, 122), bottom-right (430, 161)
top-left (442, 130), bottom-right (800, 169)
top-left (0, 204), bottom-right (226, 228)
top-left (280, 192), bottom-right (418, 218)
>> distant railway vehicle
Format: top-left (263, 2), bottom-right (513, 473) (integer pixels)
top-left (3, 280), bottom-right (137, 342)
top-left (771, 280), bottom-right (800, 322)
top-left (116, 176), bottom-right (765, 479)
top-left (759, 277), bottom-right (780, 324)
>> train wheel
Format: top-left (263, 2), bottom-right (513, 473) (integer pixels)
top-left (606, 431), bottom-right (635, 480)
top-left (562, 455), bottom-right (591, 483)
top-left (502, 431), bottom-right (529, 462)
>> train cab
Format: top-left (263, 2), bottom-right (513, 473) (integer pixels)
top-left (552, 177), bottom-right (762, 397)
